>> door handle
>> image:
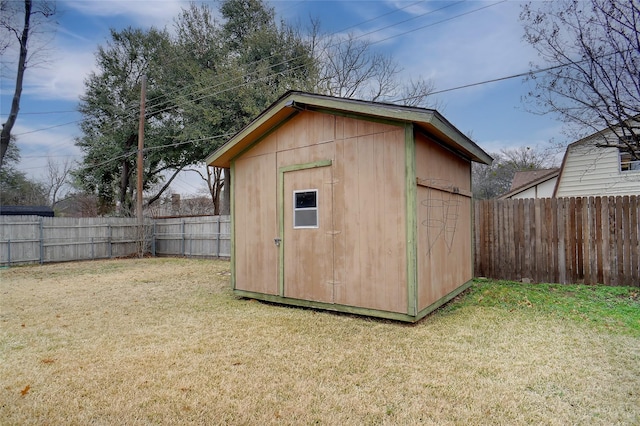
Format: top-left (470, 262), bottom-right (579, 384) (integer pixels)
top-left (274, 238), bottom-right (281, 247)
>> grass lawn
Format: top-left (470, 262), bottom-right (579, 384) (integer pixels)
top-left (1, 258), bottom-right (639, 425)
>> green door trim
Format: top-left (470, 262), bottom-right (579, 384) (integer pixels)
top-left (277, 159), bottom-right (333, 297)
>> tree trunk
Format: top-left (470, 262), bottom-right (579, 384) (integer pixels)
top-left (0, 0), bottom-right (31, 169)
top-left (221, 167), bottom-right (231, 215)
top-left (145, 167), bottom-right (184, 207)
top-left (119, 158), bottom-right (131, 214)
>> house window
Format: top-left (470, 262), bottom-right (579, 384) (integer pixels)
top-left (293, 190), bottom-right (318, 228)
top-left (620, 150), bottom-right (640, 172)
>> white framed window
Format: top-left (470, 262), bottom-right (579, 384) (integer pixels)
top-left (293, 189), bottom-right (318, 228)
top-left (619, 150), bottom-right (640, 172)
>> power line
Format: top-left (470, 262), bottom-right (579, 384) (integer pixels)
top-left (351, 1), bottom-right (465, 44)
top-left (130, 1), bottom-right (481, 120)
top-left (372, 0), bottom-right (507, 46)
top-left (18, 1), bottom-right (511, 168)
top-left (392, 49), bottom-right (628, 103)
top-left (13, 120), bottom-right (80, 136)
top-left (122, 1), bottom-right (473, 119)
top-left (6, 109), bottom-right (78, 115)
top-left (13, 1), bottom-right (481, 129)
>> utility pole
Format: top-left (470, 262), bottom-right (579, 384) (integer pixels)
top-left (137, 75), bottom-right (146, 257)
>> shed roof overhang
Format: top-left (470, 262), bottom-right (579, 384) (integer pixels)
top-left (206, 91), bottom-right (493, 168)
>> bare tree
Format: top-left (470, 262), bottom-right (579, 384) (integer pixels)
top-left (206, 166), bottom-right (225, 215)
top-left (0, 0), bottom-right (56, 168)
top-left (42, 156), bottom-right (73, 208)
top-left (521, 0), bottom-right (640, 158)
top-left (472, 146), bottom-right (557, 199)
top-left (310, 25), bottom-right (437, 107)
top-left (185, 165), bottom-right (225, 215)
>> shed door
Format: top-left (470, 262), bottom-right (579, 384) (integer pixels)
top-left (282, 164), bottom-right (334, 303)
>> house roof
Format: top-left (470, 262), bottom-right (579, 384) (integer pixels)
top-left (510, 168), bottom-right (560, 191)
top-left (0, 205), bottom-right (54, 217)
top-left (499, 168), bottom-right (560, 200)
top-left (206, 91), bottom-right (493, 168)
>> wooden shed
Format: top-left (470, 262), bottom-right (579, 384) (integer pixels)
top-left (206, 91), bottom-right (492, 322)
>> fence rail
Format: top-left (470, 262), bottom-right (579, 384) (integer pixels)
top-left (474, 196), bottom-right (639, 286)
top-left (0, 215), bottom-right (230, 266)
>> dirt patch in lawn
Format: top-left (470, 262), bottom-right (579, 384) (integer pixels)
top-left (1, 258), bottom-right (639, 425)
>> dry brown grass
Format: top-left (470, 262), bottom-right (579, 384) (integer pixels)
top-left (1, 258), bottom-right (639, 425)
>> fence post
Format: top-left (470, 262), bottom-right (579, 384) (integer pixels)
top-left (108, 225), bottom-right (112, 258)
top-left (39, 218), bottom-right (44, 265)
top-left (7, 239), bottom-right (11, 266)
top-left (91, 237), bottom-right (95, 260)
top-left (152, 222), bottom-right (156, 257)
top-left (181, 219), bottom-right (185, 256)
top-left (216, 215), bottom-right (221, 258)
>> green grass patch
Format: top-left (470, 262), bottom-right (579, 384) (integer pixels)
top-left (444, 279), bottom-right (640, 336)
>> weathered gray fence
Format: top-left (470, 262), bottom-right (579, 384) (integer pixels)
top-left (153, 216), bottom-right (231, 258)
top-left (0, 215), bottom-right (230, 266)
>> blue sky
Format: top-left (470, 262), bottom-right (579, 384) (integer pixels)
top-left (1, 0), bottom-right (565, 195)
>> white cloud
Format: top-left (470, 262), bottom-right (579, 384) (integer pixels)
top-left (22, 49), bottom-right (96, 102)
top-left (62, 0), bottom-right (186, 25)
top-left (398, 2), bottom-right (537, 94)
top-left (12, 121), bottom-right (81, 180)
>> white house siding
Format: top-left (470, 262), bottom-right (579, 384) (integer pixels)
top-left (555, 141), bottom-right (640, 197)
top-left (511, 186), bottom-right (537, 199)
top-left (537, 177), bottom-right (558, 197)
top-left (509, 176), bottom-right (557, 199)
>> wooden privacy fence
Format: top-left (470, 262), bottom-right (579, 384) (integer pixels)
top-left (0, 215), bottom-right (230, 266)
top-left (152, 216), bottom-right (230, 258)
top-left (474, 196), bottom-right (639, 286)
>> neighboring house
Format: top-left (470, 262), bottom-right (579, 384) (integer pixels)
top-left (206, 91), bottom-right (492, 322)
top-left (501, 124), bottom-right (639, 199)
top-left (554, 126), bottom-right (640, 197)
top-left (500, 168), bottom-right (560, 199)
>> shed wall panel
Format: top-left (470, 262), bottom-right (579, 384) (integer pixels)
top-left (277, 111), bottom-right (335, 152)
top-left (333, 127), bottom-right (407, 313)
top-left (415, 138), bottom-right (472, 309)
top-left (241, 130), bottom-right (278, 159)
top-left (338, 115), bottom-right (399, 140)
top-left (234, 153), bottom-right (278, 295)
top-left (417, 187), bottom-right (472, 308)
top-left (276, 142), bottom-right (335, 169)
top-left (415, 133), bottom-right (471, 191)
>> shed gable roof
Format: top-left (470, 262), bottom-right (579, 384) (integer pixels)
top-left (206, 91), bottom-right (493, 168)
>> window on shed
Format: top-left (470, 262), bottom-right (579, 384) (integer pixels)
top-left (619, 149), bottom-right (640, 172)
top-left (293, 190), bottom-right (318, 228)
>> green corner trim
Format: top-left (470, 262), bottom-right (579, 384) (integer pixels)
top-left (230, 163), bottom-right (236, 290)
top-left (405, 124), bottom-right (418, 316)
top-left (277, 159), bottom-right (333, 297)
